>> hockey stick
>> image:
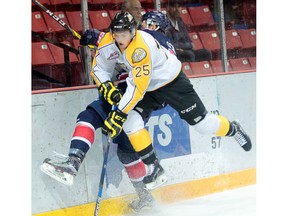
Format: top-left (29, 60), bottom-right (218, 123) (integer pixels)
top-left (32, 0), bottom-right (95, 49)
top-left (94, 133), bottom-right (111, 216)
top-left (94, 104), bottom-right (117, 216)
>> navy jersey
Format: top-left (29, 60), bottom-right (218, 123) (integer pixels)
top-left (143, 29), bottom-right (176, 55)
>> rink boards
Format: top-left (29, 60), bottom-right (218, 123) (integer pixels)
top-left (32, 71), bottom-right (256, 216)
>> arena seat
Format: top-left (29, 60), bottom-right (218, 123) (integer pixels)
top-left (32, 0), bottom-right (51, 6)
top-left (190, 61), bottom-right (213, 75)
top-left (237, 28), bottom-right (256, 57)
top-left (182, 62), bottom-right (193, 76)
top-left (110, 0), bottom-right (124, 3)
top-left (89, 10), bottom-right (111, 31)
top-left (187, 5), bottom-right (215, 30)
top-left (32, 42), bottom-right (55, 66)
top-left (32, 11), bottom-right (48, 33)
top-left (229, 57), bottom-right (251, 71)
top-left (65, 11), bottom-right (92, 33)
top-left (179, 7), bottom-right (194, 31)
top-left (70, 0), bottom-right (93, 4)
top-left (49, 0), bottom-right (71, 5)
top-left (209, 60), bottom-right (232, 73)
top-left (91, 0), bottom-right (113, 4)
top-left (248, 57), bottom-right (256, 70)
top-left (225, 29), bottom-right (243, 51)
top-left (108, 10), bottom-right (121, 20)
top-left (42, 11), bottom-right (70, 34)
top-left (238, 28), bottom-right (256, 50)
top-left (198, 30), bottom-right (220, 59)
top-left (48, 41), bottom-right (79, 64)
top-left (188, 32), bottom-right (204, 50)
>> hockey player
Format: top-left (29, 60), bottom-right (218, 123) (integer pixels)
top-left (40, 95), bottom-right (156, 211)
top-left (39, 34), bottom-right (165, 213)
top-left (91, 11), bottom-right (252, 170)
top-left (141, 10), bottom-right (176, 55)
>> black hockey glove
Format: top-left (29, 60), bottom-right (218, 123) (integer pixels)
top-left (102, 109), bottom-right (127, 138)
top-left (80, 29), bottom-right (102, 46)
top-left (99, 81), bottom-right (122, 105)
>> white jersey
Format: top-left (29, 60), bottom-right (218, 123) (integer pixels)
top-left (91, 30), bottom-right (182, 114)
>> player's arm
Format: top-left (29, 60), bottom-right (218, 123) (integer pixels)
top-left (118, 50), bottom-right (152, 114)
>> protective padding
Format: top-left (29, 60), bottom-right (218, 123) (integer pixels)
top-left (127, 129), bottom-right (152, 152)
top-left (123, 159), bottom-right (147, 182)
top-left (123, 110), bottom-right (145, 134)
top-left (193, 113), bottom-right (221, 135)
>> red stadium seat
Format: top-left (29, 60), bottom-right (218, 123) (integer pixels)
top-left (182, 62), bottom-right (193, 76)
top-left (89, 10), bottom-right (111, 31)
top-left (108, 10), bottom-right (121, 20)
top-left (248, 57), bottom-right (256, 70)
top-left (229, 58), bottom-right (251, 71)
top-left (190, 61), bottom-right (213, 75)
top-left (179, 7), bottom-right (194, 31)
top-left (188, 32), bottom-right (203, 50)
top-left (70, 0), bottom-right (93, 4)
top-left (238, 28), bottom-right (256, 49)
top-left (187, 5), bottom-right (215, 30)
top-left (198, 30), bottom-right (220, 59)
top-left (237, 28), bottom-right (256, 57)
top-left (32, 0), bottom-right (51, 6)
top-left (32, 11), bottom-right (48, 33)
top-left (48, 41), bottom-right (79, 64)
top-left (111, 0), bottom-right (124, 3)
top-left (32, 42), bottom-right (55, 66)
top-left (91, 0), bottom-right (112, 4)
top-left (49, 0), bottom-right (71, 5)
top-left (209, 60), bottom-right (232, 73)
top-left (225, 29), bottom-right (243, 50)
top-left (65, 11), bottom-right (92, 33)
top-left (42, 11), bottom-right (70, 33)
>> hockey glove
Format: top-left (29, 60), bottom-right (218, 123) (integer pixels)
top-left (99, 81), bottom-right (122, 105)
top-left (102, 109), bottom-right (127, 138)
top-left (80, 29), bottom-right (102, 46)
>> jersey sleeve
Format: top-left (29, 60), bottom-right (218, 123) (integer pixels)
top-left (90, 34), bottom-right (116, 87)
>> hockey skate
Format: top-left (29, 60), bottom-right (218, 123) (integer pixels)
top-left (129, 181), bottom-right (155, 212)
top-left (40, 154), bottom-right (81, 186)
top-left (231, 121), bottom-right (252, 151)
top-left (143, 160), bottom-right (167, 190)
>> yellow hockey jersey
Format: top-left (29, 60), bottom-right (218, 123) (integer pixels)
top-left (91, 30), bottom-right (182, 114)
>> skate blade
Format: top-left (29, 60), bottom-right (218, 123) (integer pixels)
top-left (145, 174), bottom-right (168, 190)
top-left (40, 162), bottom-right (74, 186)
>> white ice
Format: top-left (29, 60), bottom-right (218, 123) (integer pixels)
top-left (136, 185), bottom-right (256, 216)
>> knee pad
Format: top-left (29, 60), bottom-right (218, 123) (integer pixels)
top-left (194, 113), bottom-right (221, 135)
top-left (123, 110), bottom-right (145, 134)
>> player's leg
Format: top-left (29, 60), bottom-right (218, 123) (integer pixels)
top-left (158, 71), bottom-right (252, 151)
top-left (40, 98), bottom-right (111, 185)
top-left (116, 145), bottom-right (155, 212)
top-left (123, 103), bottom-right (168, 190)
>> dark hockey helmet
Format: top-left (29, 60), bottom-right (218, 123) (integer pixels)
top-left (110, 11), bottom-right (136, 33)
top-left (142, 11), bottom-right (169, 32)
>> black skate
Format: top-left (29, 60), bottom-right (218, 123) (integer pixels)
top-left (129, 181), bottom-right (155, 212)
top-left (40, 155), bottom-right (81, 186)
top-left (231, 121), bottom-right (252, 151)
top-left (143, 160), bottom-right (167, 190)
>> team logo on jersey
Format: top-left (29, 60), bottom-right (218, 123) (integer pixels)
top-left (107, 51), bottom-right (120, 60)
top-left (132, 48), bottom-right (146, 63)
top-left (96, 32), bottom-right (105, 46)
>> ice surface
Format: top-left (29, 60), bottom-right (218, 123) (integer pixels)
top-left (129, 185), bottom-right (256, 216)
